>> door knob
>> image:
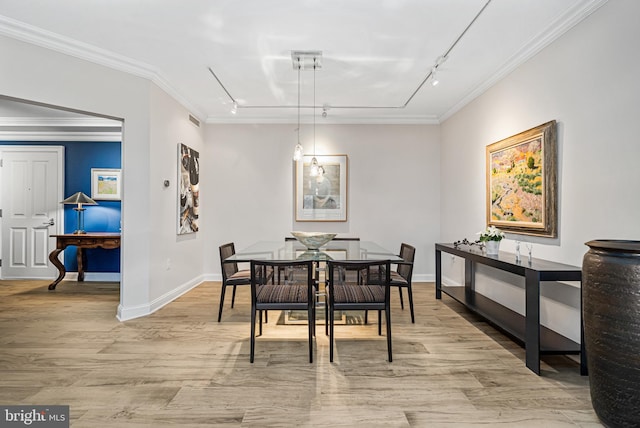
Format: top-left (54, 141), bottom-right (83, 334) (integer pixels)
top-left (43, 218), bottom-right (54, 226)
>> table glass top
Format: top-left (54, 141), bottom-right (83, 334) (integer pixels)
top-left (226, 240), bottom-right (403, 262)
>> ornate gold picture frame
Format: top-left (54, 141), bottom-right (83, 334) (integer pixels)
top-left (486, 121), bottom-right (557, 237)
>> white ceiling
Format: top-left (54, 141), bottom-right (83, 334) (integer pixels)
top-left (0, 0), bottom-right (606, 124)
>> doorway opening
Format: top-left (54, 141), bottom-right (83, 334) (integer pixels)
top-left (0, 95), bottom-right (124, 288)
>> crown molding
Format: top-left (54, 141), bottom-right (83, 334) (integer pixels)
top-left (439, 0), bottom-right (608, 123)
top-left (0, 117), bottom-right (121, 128)
top-left (0, 116), bottom-right (122, 141)
top-left (0, 131), bottom-right (121, 142)
top-left (0, 15), bottom-right (206, 122)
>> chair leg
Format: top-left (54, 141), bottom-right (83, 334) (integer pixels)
top-left (259, 310), bottom-right (263, 336)
top-left (231, 285), bottom-right (237, 308)
top-left (308, 305), bottom-right (314, 363)
top-left (329, 306), bottom-right (335, 362)
top-left (407, 284), bottom-right (415, 323)
top-left (385, 305), bottom-right (393, 363)
top-left (217, 284), bottom-right (227, 322)
top-left (398, 287), bottom-right (405, 309)
top-left (364, 310), bottom-right (368, 324)
top-left (325, 297), bottom-right (329, 336)
top-left (250, 306), bottom-right (256, 363)
top-left (378, 310), bottom-right (382, 335)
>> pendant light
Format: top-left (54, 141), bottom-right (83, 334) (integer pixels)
top-left (309, 57), bottom-right (319, 176)
top-left (292, 60), bottom-right (304, 161)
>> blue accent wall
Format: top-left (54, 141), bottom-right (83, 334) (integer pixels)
top-left (2, 141), bottom-right (121, 273)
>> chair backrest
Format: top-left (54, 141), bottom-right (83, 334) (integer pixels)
top-left (327, 259), bottom-right (391, 303)
top-left (219, 242), bottom-right (239, 280)
top-left (397, 243), bottom-right (415, 281)
top-left (250, 259), bottom-right (315, 302)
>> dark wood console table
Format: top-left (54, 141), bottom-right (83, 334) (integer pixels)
top-left (435, 243), bottom-right (586, 376)
top-left (48, 233), bottom-right (121, 290)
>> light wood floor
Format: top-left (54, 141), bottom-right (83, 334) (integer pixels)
top-left (0, 279), bottom-right (602, 427)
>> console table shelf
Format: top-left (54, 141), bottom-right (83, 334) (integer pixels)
top-left (440, 285), bottom-right (580, 354)
top-left (435, 243), bottom-right (586, 376)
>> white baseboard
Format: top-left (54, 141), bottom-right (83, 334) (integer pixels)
top-left (64, 272), bottom-right (121, 282)
top-left (203, 273), bottom-right (222, 282)
top-left (441, 274), bottom-right (463, 287)
top-left (117, 274), bottom-right (205, 321)
top-left (413, 273), bottom-right (434, 282)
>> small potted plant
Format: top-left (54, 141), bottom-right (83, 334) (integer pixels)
top-left (479, 225), bottom-right (504, 255)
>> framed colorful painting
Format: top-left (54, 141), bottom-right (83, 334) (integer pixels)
top-left (295, 154), bottom-right (348, 222)
top-left (486, 120), bottom-right (557, 237)
top-left (91, 168), bottom-right (121, 201)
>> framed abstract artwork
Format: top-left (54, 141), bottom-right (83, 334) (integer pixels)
top-left (91, 168), bottom-right (121, 201)
top-left (486, 120), bottom-right (557, 237)
top-left (295, 154), bottom-right (348, 222)
top-left (178, 143), bottom-right (200, 234)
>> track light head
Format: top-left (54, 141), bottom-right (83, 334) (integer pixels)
top-left (431, 67), bottom-right (439, 86)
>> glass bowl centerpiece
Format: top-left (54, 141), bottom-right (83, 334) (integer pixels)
top-left (290, 231), bottom-right (337, 250)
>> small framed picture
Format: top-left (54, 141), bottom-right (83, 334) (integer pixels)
top-left (91, 168), bottom-right (122, 201)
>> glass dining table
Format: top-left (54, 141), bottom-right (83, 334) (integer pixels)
top-left (225, 240), bottom-right (404, 263)
top-left (225, 240), bottom-right (404, 324)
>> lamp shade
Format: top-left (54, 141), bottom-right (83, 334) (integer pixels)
top-left (61, 191), bottom-right (97, 234)
top-left (61, 191), bottom-right (97, 206)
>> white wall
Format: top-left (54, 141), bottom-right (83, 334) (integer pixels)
top-left (0, 35), bottom-right (205, 320)
top-left (203, 123), bottom-right (440, 280)
top-left (149, 85), bottom-right (206, 306)
top-left (439, 0), bottom-right (640, 341)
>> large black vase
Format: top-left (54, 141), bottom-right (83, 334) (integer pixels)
top-left (583, 240), bottom-right (640, 428)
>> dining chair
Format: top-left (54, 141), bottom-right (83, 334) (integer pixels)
top-left (250, 259), bottom-right (316, 363)
top-left (218, 242), bottom-right (251, 322)
top-left (392, 243), bottom-right (416, 323)
top-left (326, 259), bottom-right (392, 362)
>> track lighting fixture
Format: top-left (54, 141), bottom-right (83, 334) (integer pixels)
top-left (210, 1), bottom-right (491, 114)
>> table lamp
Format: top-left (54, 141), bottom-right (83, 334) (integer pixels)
top-left (61, 191), bottom-right (98, 234)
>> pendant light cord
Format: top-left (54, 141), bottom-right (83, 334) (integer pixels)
top-left (297, 61), bottom-right (301, 143)
top-left (313, 58), bottom-right (316, 156)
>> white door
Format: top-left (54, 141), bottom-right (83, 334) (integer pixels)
top-left (0, 146), bottom-right (63, 279)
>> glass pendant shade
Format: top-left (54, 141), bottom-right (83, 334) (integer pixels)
top-left (310, 156), bottom-right (319, 176)
top-left (293, 142), bottom-right (303, 161)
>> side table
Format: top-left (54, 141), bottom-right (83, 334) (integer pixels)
top-left (48, 233), bottom-right (121, 290)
